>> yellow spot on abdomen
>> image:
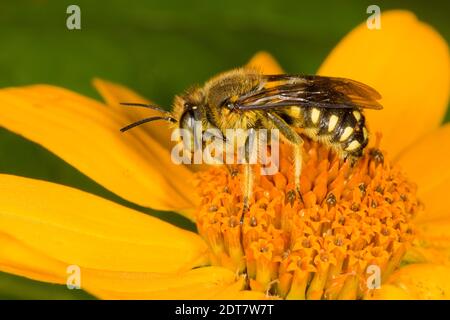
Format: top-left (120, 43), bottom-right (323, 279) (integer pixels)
top-left (328, 115), bottom-right (339, 132)
top-left (353, 111), bottom-right (362, 122)
top-left (346, 140), bottom-right (361, 151)
top-left (311, 108), bottom-right (320, 124)
top-left (340, 127), bottom-right (353, 142)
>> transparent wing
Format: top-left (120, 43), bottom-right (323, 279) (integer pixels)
top-left (234, 74), bottom-right (382, 111)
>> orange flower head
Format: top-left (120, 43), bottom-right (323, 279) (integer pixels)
top-left (195, 136), bottom-right (421, 299)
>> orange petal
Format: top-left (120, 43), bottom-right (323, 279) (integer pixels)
top-left (92, 78), bottom-right (174, 151)
top-left (246, 51), bottom-right (284, 74)
top-left (211, 279), bottom-right (269, 300)
top-left (366, 264), bottom-right (450, 299)
top-left (403, 244), bottom-right (450, 267)
top-left (89, 272), bottom-right (264, 300)
top-left (0, 85), bottom-right (198, 215)
top-left (397, 124), bottom-right (450, 223)
top-left (0, 233), bottom-right (238, 299)
top-left (404, 217), bottom-right (450, 266)
top-left (318, 10), bottom-right (449, 158)
top-left (0, 232), bottom-right (68, 285)
top-left (365, 284), bottom-right (413, 300)
top-left (0, 174), bottom-right (208, 281)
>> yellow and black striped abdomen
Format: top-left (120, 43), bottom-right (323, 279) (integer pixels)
top-left (285, 106), bottom-right (369, 158)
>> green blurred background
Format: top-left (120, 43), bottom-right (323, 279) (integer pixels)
top-left (0, 0), bottom-right (448, 299)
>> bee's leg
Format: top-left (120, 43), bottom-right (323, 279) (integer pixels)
top-left (292, 142), bottom-right (304, 202)
top-left (226, 164), bottom-right (239, 177)
top-left (240, 135), bottom-right (254, 225)
top-left (266, 112), bottom-right (304, 203)
top-left (238, 137), bottom-right (254, 281)
top-left (241, 163), bottom-right (253, 222)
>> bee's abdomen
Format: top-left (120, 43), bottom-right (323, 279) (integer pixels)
top-left (301, 106), bottom-right (369, 158)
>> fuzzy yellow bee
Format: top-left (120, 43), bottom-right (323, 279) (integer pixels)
top-left (120, 68), bottom-right (382, 218)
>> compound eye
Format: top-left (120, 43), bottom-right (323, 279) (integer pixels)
top-left (180, 111), bottom-right (195, 131)
top-left (221, 98), bottom-right (235, 110)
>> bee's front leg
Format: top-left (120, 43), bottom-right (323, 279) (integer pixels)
top-left (240, 134), bottom-right (254, 225)
top-left (266, 112), bottom-right (304, 204)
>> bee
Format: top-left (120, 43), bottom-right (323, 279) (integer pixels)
top-left (120, 68), bottom-right (382, 217)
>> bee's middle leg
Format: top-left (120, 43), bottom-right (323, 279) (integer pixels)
top-left (267, 112), bottom-right (304, 203)
top-left (241, 163), bottom-right (253, 223)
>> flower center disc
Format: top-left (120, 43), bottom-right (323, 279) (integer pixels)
top-left (195, 138), bottom-right (420, 299)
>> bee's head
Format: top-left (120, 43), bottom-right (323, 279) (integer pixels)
top-left (172, 87), bottom-right (210, 152)
top-left (173, 87), bottom-right (207, 131)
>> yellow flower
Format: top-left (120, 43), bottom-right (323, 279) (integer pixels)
top-left (0, 10), bottom-right (448, 299)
